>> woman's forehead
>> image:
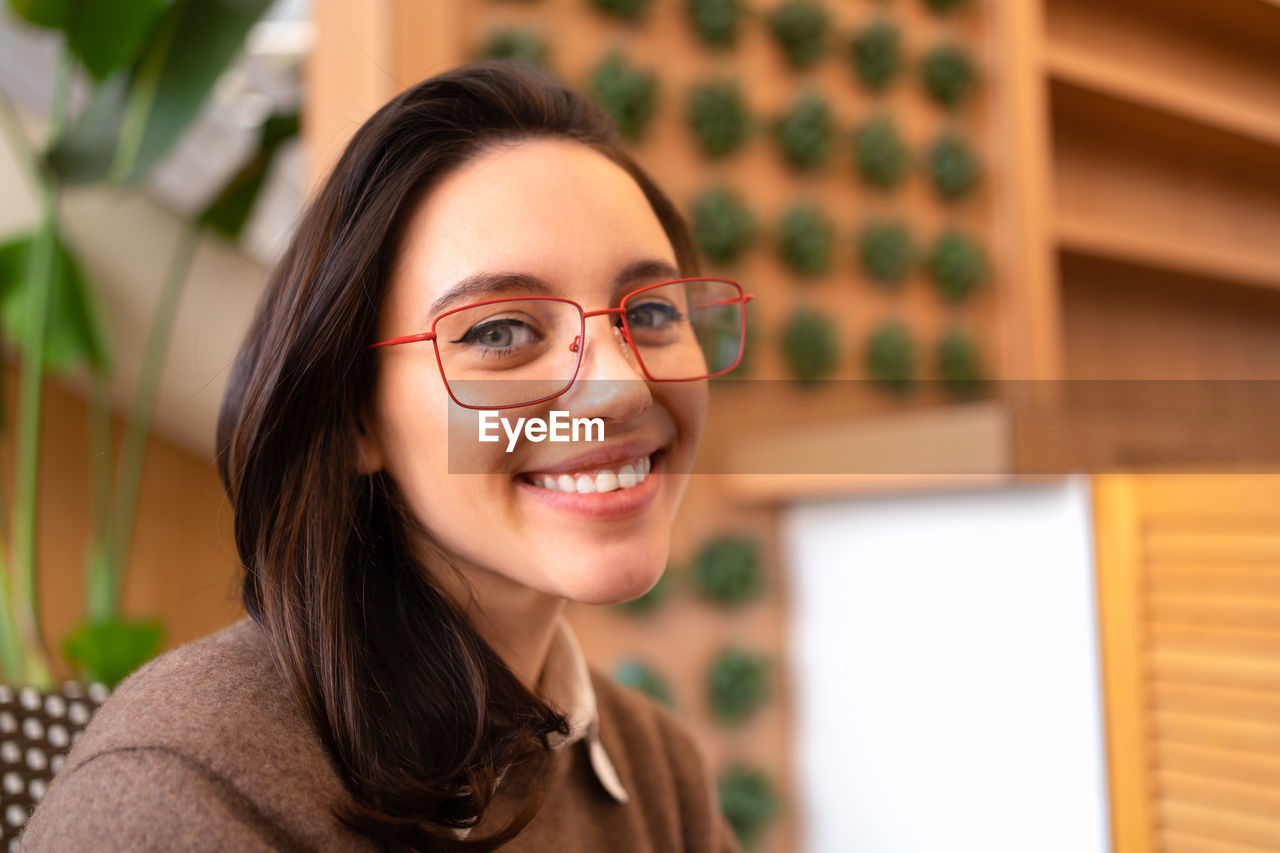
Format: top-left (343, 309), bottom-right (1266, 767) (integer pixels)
top-left (392, 139), bottom-right (676, 306)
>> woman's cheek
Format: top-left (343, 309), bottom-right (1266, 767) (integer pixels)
top-left (667, 382), bottom-right (709, 470)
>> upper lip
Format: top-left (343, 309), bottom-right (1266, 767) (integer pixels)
top-left (518, 438), bottom-right (662, 476)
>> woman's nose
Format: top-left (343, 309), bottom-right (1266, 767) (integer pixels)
top-left (561, 316), bottom-right (652, 421)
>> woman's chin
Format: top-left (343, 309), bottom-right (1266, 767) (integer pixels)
top-left (555, 557), bottom-right (668, 607)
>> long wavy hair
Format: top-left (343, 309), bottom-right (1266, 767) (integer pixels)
top-left (215, 60), bottom-right (698, 849)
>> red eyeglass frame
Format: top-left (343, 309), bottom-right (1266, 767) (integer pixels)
top-left (366, 277), bottom-right (755, 410)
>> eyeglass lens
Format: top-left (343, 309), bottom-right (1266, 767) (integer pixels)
top-left (435, 280), bottom-right (745, 408)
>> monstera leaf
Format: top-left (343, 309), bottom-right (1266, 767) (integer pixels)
top-left (0, 229), bottom-right (110, 375)
top-left (46, 0), bottom-right (274, 184)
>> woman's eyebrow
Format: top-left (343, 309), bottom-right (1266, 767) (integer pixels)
top-left (425, 257), bottom-right (682, 322)
top-left (610, 258), bottom-right (682, 300)
top-left (426, 273), bottom-right (552, 319)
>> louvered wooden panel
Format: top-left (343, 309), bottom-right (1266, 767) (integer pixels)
top-left (1162, 829), bottom-right (1277, 853)
top-left (1158, 801), bottom-right (1280, 848)
top-left (1160, 743), bottom-right (1280, 791)
top-left (1094, 474), bottom-right (1280, 852)
top-left (1153, 681), bottom-right (1280, 722)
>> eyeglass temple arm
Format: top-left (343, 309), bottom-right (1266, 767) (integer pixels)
top-left (705, 293), bottom-right (755, 308)
top-left (367, 331), bottom-right (436, 349)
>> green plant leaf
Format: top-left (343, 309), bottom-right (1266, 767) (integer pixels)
top-left (719, 766), bottom-right (780, 849)
top-left (475, 27), bottom-right (550, 66)
top-left (687, 78), bottom-right (751, 159)
top-left (921, 42), bottom-right (976, 108)
top-left (613, 659), bottom-right (675, 706)
top-left (691, 186), bottom-right (755, 265)
top-left (852, 115), bottom-right (911, 191)
top-left (866, 319), bottom-right (915, 393)
top-left (929, 229), bottom-right (985, 303)
top-left (0, 230), bottom-right (111, 374)
top-left (7, 0), bottom-right (77, 29)
top-left (43, 74), bottom-right (131, 182)
top-left (924, 0), bottom-right (973, 16)
top-left (61, 617), bottom-right (164, 687)
top-left (928, 132), bottom-right (980, 201)
top-left (938, 326), bottom-right (988, 398)
top-left (773, 91), bottom-right (832, 172)
top-left (850, 18), bottom-right (902, 92)
top-left (766, 0), bottom-right (830, 70)
top-left (199, 110), bottom-right (299, 240)
top-left (777, 202), bottom-right (833, 277)
top-left (71, 0), bottom-right (172, 81)
top-left (589, 49), bottom-right (659, 143)
top-left (690, 536), bottom-right (764, 605)
top-left (47, 0), bottom-right (274, 184)
top-left (858, 220), bottom-right (915, 287)
top-left (685, 0), bottom-right (745, 48)
top-left (707, 647), bottom-right (770, 724)
top-left (781, 306), bottom-right (839, 382)
top-left (590, 0), bottom-right (650, 22)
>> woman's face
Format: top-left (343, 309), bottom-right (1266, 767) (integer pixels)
top-left (365, 139), bottom-right (707, 605)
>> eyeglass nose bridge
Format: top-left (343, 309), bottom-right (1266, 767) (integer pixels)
top-left (568, 306), bottom-right (629, 354)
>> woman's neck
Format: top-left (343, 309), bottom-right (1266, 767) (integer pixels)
top-left (433, 560), bottom-right (566, 694)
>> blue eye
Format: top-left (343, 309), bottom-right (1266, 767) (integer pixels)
top-left (453, 318), bottom-right (539, 353)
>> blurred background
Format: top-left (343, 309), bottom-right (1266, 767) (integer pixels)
top-left (2, 0), bottom-right (1279, 850)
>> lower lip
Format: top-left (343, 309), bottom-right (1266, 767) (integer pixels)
top-left (515, 453), bottom-right (663, 519)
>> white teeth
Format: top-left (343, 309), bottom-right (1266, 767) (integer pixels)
top-left (529, 456), bottom-right (654, 494)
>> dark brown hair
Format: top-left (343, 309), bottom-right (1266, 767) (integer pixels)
top-left (216, 60), bottom-right (697, 849)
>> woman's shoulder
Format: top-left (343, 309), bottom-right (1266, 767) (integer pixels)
top-left (20, 618), bottom-right (373, 852)
top-left (83, 616), bottom-right (280, 725)
top-left (57, 617), bottom-right (302, 770)
top-left (589, 663), bottom-right (707, 762)
top-left (589, 663), bottom-right (742, 852)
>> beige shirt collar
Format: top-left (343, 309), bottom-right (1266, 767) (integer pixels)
top-left (453, 617), bottom-right (629, 838)
top-left (537, 616), bottom-right (629, 804)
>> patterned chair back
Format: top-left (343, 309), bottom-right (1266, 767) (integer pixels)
top-left (0, 683), bottom-right (109, 850)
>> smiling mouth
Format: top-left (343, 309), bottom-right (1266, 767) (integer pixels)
top-left (521, 452), bottom-right (656, 494)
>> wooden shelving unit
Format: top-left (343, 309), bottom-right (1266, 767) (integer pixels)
top-left (994, 0), bottom-right (1280, 848)
top-left (1042, 41), bottom-right (1280, 150)
top-left (1045, 1), bottom-right (1280, 377)
top-left (995, 0), bottom-right (1280, 451)
top-left (1050, 80), bottom-right (1280, 294)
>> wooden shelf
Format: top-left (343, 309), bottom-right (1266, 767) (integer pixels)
top-left (1049, 79), bottom-right (1280, 295)
top-left (1055, 214), bottom-right (1280, 293)
top-left (1043, 0), bottom-right (1280, 130)
top-left (1044, 41), bottom-right (1280, 149)
top-left (1057, 252), bottom-right (1280, 381)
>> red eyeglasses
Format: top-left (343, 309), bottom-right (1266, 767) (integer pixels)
top-left (367, 277), bottom-right (754, 410)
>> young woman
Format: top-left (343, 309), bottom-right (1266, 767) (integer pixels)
top-left (21, 61), bottom-right (750, 851)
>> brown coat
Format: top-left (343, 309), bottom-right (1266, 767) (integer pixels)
top-left (19, 618), bottom-right (742, 852)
